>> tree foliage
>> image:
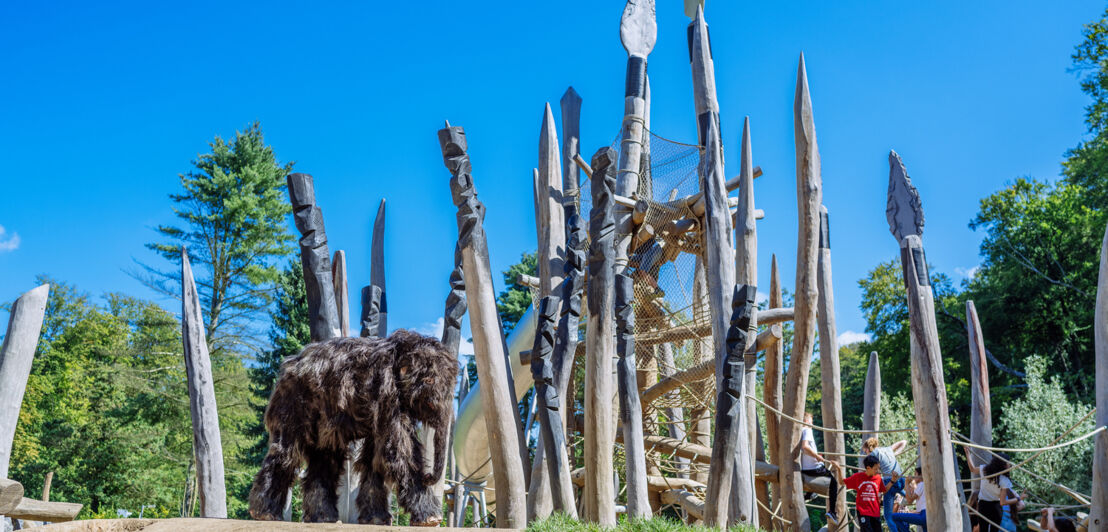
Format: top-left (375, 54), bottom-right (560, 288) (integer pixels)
top-left (142, 122), bottom-right (294, 354)
top-left (495, 251), bottom-right (537, 334)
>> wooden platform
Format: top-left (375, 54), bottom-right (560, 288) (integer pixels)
top-left (27, 519), bottom-right (516, 532)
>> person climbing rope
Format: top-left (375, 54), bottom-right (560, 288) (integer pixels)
top-left (832, 454), bottom-right (887, 532)
top-left (860, 436), bottom-right (908, 532)
top-left (966, 449), bottom-right (1021, 532)
top-left (798, 411), bottom-right (841, 526)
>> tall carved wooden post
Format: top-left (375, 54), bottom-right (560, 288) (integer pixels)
top-left (181, 249), bottom-right (227, 518)
top-left (437, 245), bottom-right (466, 515)
top-left (584, 148), bottom-right (618, 526)
top-left (816, 205), bottom-right (846, 529)
top-left (331, 248), bottom-right (361, 522)
top-left (887, 150), bottom-right (962, 531)
top-left (288, 173), bottom-right (341, 342)
top-left (332, 251), bottom-right (350, 337)
top-left (863, 351), bottom-right (881, 442)
top-left (688, 6), bottom-right (751, 525)
top-left (763, 255), bottom-right (784, 525)
top-left (779, 53), bottom-right (823, 532)
top-left (0, 284), bottom-right (49, 479)
top-left (705, 285), bottom-right (755, 527)
top-left (690, 259), bottom-right (713, 486)
top-left (732, 117), bottom-right (766, 525)
top-left (965, 300), bottom-right (993, 492)
top-left (438, 123), bottom-right (527, 529)
top-left (616, 272), bottom-right (651, 519)
top-left (1091, 220), bottom-right (1108, 529)
top-left (553, 211), bottom-right (585, 480)
top-left (531, 295), bottom-right (576, 517)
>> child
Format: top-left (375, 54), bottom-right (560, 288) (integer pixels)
top-left (799, 412), bottom-right (841, 525)
top-left (1038, 508), bottom-right (1077, 532)
top-left (966, 450), bottom-right (1021, 532)
top-left (888, 466), bottom-right (926, 531)
top-left (861, 436), bottom-right (908, 531)
top-left (833, 454), bottom-right (886, 531)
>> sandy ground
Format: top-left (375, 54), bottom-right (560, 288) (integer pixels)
top-left (27, 519), bottom-right (514, 532)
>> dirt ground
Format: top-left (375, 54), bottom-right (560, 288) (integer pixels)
top-left (28, 519), bottom-right (512, 532)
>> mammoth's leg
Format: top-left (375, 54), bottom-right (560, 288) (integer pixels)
top-left (248, 429), bottom-right (301, 521)
top-left (356, 433), bottom-right (392, 525)
top-left (301, 445), bottom-right (344, 523)
top-left (397, 428), bottom-right (441, 526)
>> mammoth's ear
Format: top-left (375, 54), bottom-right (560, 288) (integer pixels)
top-left (399, 366), bottom-right (410, 377)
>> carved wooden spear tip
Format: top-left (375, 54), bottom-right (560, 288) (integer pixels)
top-left (687, 4), bottom-right (719, 121)
top-left (370, 198), bottom-right (387, 336)
top-left (820, 205), bottom-right (830, 249)
top-left (794, 54), bottom-right (818, 151)
top-left (887, 150), bottom-right (925, 241)
top-left (620, 0), bottom-right (657, 57)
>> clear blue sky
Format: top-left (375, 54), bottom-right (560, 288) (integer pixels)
top-left (0, 1), bottom-right (1100, 349)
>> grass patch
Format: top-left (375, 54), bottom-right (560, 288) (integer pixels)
top-left (527, 513), bottom-right (765, 532)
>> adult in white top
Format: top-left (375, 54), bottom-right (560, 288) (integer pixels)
top-left (798, 412), bottom-right (841, 525)
top-left (888, 466), bottom-right (926, 532)
top-left (966, 449), bottom-right (1021, 532)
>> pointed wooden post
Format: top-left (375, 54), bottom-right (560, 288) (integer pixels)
top-left (732, 117), bottom-right (766, 525)
top-left (779, 53), bottom-right (823, 532)
top-left (438, 123), bottom-right (527, 529)
top-left (181, 248), bottom-right (227, 518)
top-left (1091, 220), bottom-right (1108, 530)
top-left (617, 272), bottom-right (651, 519)
top-left (763, 255), bottom-right (784, 523)
top-left (584, 148), bottom-right (618, 526)
top-left (287, 173), bottom-right (341, 341)
top-left (863, 351), bottom-right (881, 442)
top-left (561, 87), bottom-right (582, 196)
top-left (965, 300), bottom-right (993, 492)
top-left (690, 257), bottom-right (713, 487)
top-left (531, 295), bottom-right (577, 517)
top-left (332, 251), bottom-right (350, 337)
top-left (887, 150), bottom-right (962, 531)
top-left (437, 245), bottom-right (466, 514)
top-left (816, 205), bottom-right (847, 529)
top-left (529, 102), bottom-right (568, 521)
top-left (689, 6), bottom-right (751, 526)
top-left (0, 284), bottom-right (49, 479)
top-left (705, 285), bottom-right (755, 527)
top-left (553, 211), bottom-right (586, 489)
top-left (360, 199), bottom-right (388, 338)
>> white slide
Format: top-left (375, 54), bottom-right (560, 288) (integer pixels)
top-left (453, 305), bottom-right (538, 492)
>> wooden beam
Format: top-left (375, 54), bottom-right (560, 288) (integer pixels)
top-left (438, 124), bottom-right (526, 529)
top-left (965, 300), bottom-right (993, 493)
top-left (0, 478), bottom-right (24, 514)
top-left (583, 147), bottom-right (618, 525)
top-left (5, 497), bottom-right (82, 522)
top-left (1092, 219), bottom-right (1108, 530)
top-left (764, 255), bottom-right (784, 514)
top-left (863, 351), bottom-right (881, 442)
top-left (661, 489), bottom-right (705, 521)
top-left (181, 248), bottom-right (227, 517)
top-left (616, 273), bottom-right (651, 518)
top-left (779, 53), bottom-right (822, 532)
top-left (816, 205), bottom-right (846, 530)
top-left (887, 150), bottom-right (962, 531)
top-left (0, 284), bottom-right (49, 479)
top-left (287, 173), bottom-right (341, 341)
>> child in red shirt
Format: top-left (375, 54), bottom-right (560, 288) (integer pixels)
top-left (833, 454), bottom-right (887, 531)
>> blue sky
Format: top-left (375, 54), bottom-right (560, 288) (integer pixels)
top-left (0, 1), bottom-right (1100, 351)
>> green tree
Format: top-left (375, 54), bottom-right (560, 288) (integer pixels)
top-left (141, 121), bottom-right (295, 354)
top-left (495, 251), bottom-right (537, 334)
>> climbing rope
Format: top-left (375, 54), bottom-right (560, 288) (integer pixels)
top-left (956, 409), bottom-right (1100, 486)
top-left (745, 394), bottom-right (919, 435)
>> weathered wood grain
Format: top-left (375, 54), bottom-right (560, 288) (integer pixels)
top-left (181, 249), bottom-right (227, 518)
top-left (438, 124), bottom-right (526, 529)
top-left (965, 300), bottom-right (993, 492)
top-left (764, 255), bottom-right (784, 515)
top-left (0, 284), bottom-right (48, 479)
top-left (863, 351), bottom-right (881, 442)
top-left (331, 251), bottom-right (350, 337)
top-left (560, 87), bottom-right (582, 194)
top-left (1092, 220), bottom-right (1108, 530)
top-left (0, 478), bottom-right (24, 514)
top-left (616, 273), bottom-right (651, 519)
top-left (530, 296), bottom-right (576, 517)
top-left (779, 53), bottom-right (822, 532)
top-left (816, 205), bottom-right (846, 530)
top-left (5, 497), bottom-right (82, 522)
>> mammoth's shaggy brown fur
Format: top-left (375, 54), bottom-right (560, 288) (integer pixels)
top-left (248, 329), bottom-right (457, 525)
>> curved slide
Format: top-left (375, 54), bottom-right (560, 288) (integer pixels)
top-left (453, 305), bottom-right (538, 490)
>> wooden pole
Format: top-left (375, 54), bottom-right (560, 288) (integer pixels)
top-left (287, 173), bottom-right (341, 341)
top-left (779, 53), bottom-right (822, 532)
top-left (657, 338), bottom-right (689, 479)
top-left (887, 150), bottom-right (962, 531)
top-left (816, 205), bottom-right (846, 530)
top-left (359, 199), bottom-right (388, 338)
top-left (1091, 219), bottom-right (1108, 530)
top-left (764, 255), bottom-right (783, 523)
top-left (332, 250), bottom-right (350, 337)
top-left (561, 87), bottom-right (582, 195)
top-left (862, 351), bottom-right (881, 442)
top-left (436, 245), bottom-right (466, 516)
top-left (438, 124), bottom-right (527, 529)
top-left (531, 296), bottom-right (577, 517)
top-left (40, 472), bottom-right (52, 502)
top-left (0, 284), bottom-right (48, 479)
top-left (965, 300), bottom-right (993, 492)
top-left (704, 285), bottom-right (755, 527)
top-left (583, 147), bottom-right (618, 525)
top-left (732, 116), bottom-right (765, 526)
top-left (181, 248), bottom-right (227, 518)
top-left (617, 273), bottom-right (651, 519)
top-left (689, 5), bottom-right (750, 526)
top-left (690, 259), bottom-right (712, 486)
top-left (0, 479), bottom-right (22, 514)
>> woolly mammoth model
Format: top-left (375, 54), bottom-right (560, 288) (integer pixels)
top-left (248, 330), bottom-right (457, 525)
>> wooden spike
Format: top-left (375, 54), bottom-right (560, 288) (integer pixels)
top-left (371, 198), bottom-right (387, 336)
top-left (779, 52), bottom-right (822, 532)
top-left (965, 300), bottom-right (993, 492)
top-left (816, 205), bottom-right (846, 529)
top-left (181, 248), bottom-right (227, 517)
top-left (863, 351), bottom-right (881, 441)
top-left (764, 254), bottom-right (784, 524)
top-left (1091, 220), bottom-right (1108, 529)
top-left (560, 87), bottom-right (583, 194)
top-left (332, 250), bottom-right (350, 337)
top-left (0, 284), bottom-right (49, 479)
